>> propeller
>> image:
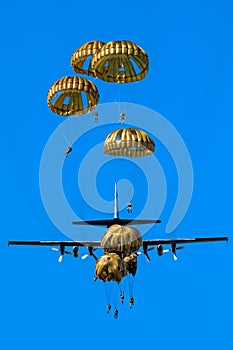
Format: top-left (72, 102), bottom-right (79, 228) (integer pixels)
top-left (81, 247), bottom-right (98, 261)
top-left (142, 244), bottom-right (185, 261)
top-left (135, 251), bottom-right (143, 256)
top-left (81, 253), bottom-right (89, 260)
top-left (170, 244), bottom-right (185, 260)
top-left (58, 254), bottom-right (63, 263)
top-left (52, 247), bottom-right (63, 263)
top-left (52, 246), bottom-right (72, 263)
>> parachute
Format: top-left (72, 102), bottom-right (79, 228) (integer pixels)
top-left (104, 127), bottom-right (155, 157)
top-left (101, 224), bottom-right (142, 256)
top-left (45, 40), bottom-right (151, 314)
top-left (71, 40), bottom-right (149, 84)
top-left (48, 40), bottom-right (148, 118)
top-left (47, 76), bottom-right (99, 116)
top-left (71, 40), bottom-right (105, 77)
top-left (95, 253), bottom-right (126, 283)
top-left (124, 254), bottom-right (138, 276)
top-left (91, 40), bottom-right (149, 83)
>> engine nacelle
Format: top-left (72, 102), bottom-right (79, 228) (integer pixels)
top-left (73, 246), bottom-right (79, 258)
top-left (157, 244), bottom-right (163, 256)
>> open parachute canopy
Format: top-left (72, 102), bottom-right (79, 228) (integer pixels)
top-left (95, 253), bottom-right (126, 283)
top-left (104, 128), bottom-right (155, 157)
top-left (95, 252), bottom-right (138, 283)
top-left (95, 225), bottom-right (142, 283)
top-left (71, 40), bottom-right (105, 77)
top-left (47, 76), bottom-right (99, 116)
top-left (124, 254), bottom-right (138, 277)
top-left (101, 224), bottom-right (142, 256)
top-left (91, 40), bottom-right (149, 83)
top-left (71, 40), bottom-right (149, 83)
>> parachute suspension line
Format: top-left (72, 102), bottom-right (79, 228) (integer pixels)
top-left (118, 52), bottom-right (137, 121)
top-left (128, 274), bottom-right (135, 298)
top-left (118, 278), bottom-right (127, 305)
top-left (113, 283), bottom-right (120, 319)
top-left (114, 89), bottom-right (124, 124)
top-left (61, 132), bottom-right (72, 147)
top-left (121, 226), bottom-right (124, 252)
top-left (112, 282), bottom-right (119, 310)
top-left (68, 121), bottom-right (80, 146)
top-left (60, 119), bottom-right (79, 147)
top-left (112, 55), bottom-right (127, 124)
top-left (128, 274), bottom-right (135, 309)
top-left (104, 282), bottom-right (111, 309)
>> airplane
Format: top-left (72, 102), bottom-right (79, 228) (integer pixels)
top-left (8, 183), bottom-right (229, 263)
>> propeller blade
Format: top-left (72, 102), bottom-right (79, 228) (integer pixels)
top-left (173, 253), bottom-right (178, 261)
top-left (65, 250), bottom-right (72, 255)
top-left (58, 255), bottom-right (63, 263)
top-left (52, 247), bottom-right (59, 251)
top-left (81, 253), bottom-right (89, 260)
top-left (163, 249), bottom-right (170, 253)
top-left (177, 246), bottom-right (185, 250)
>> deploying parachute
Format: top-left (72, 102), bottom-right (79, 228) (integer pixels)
top-left (47, 76), bottom-right (99, 116)
top-left (96, 224), bottom-right (142, 283)
top-left (101, 224), bottom-right (142, 256)
top-left (95, 253), bottom-right (126, 283)
top-left (124, 254), bottom-right (138, 276)
top-left (104, 127), bottom-right (155, 157)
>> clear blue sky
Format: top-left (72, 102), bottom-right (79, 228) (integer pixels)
top-left (1, 1), bottom-right (233, 349)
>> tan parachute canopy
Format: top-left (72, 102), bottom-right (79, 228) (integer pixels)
top-left (101, 224), bottom-right (142, 256)
top-left (91, 40), bottom-right (149, 83)
top-left (95, 253), bottom-right (126, 283)
top-left (71, 41), bottom-right (105, 77)
top-left (124, 254), bottom-right (138, 276)
top-left (104, 128), bottom-right (155, 157)
top-left (47, 76), bottom-right (99, 116)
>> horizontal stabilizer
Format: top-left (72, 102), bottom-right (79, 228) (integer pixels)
top-left (72, 218), bottom-right (161, 227)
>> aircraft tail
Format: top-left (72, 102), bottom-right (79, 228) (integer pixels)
top-left (72, 182), bottom-right (162, 227)
top-left (114, 182), bottom-right (119, 219)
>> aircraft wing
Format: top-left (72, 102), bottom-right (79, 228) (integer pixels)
top-left (8, 240), bottom-right (101, 247)
top-left (143, 236), bottom-right (229, 247)
top-left (141, 236), bottom-right (228, 261)
top-left (8, 236), bottom-right (228, 248)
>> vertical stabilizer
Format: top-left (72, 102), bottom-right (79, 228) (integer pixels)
top-left (114, 182), bottom-right (119, 219)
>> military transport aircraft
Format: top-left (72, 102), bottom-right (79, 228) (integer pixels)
top-left (8, 183), bottom-right (228, 263)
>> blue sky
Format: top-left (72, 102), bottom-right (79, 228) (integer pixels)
top-left (1, 1), bottom-right (233, 349)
